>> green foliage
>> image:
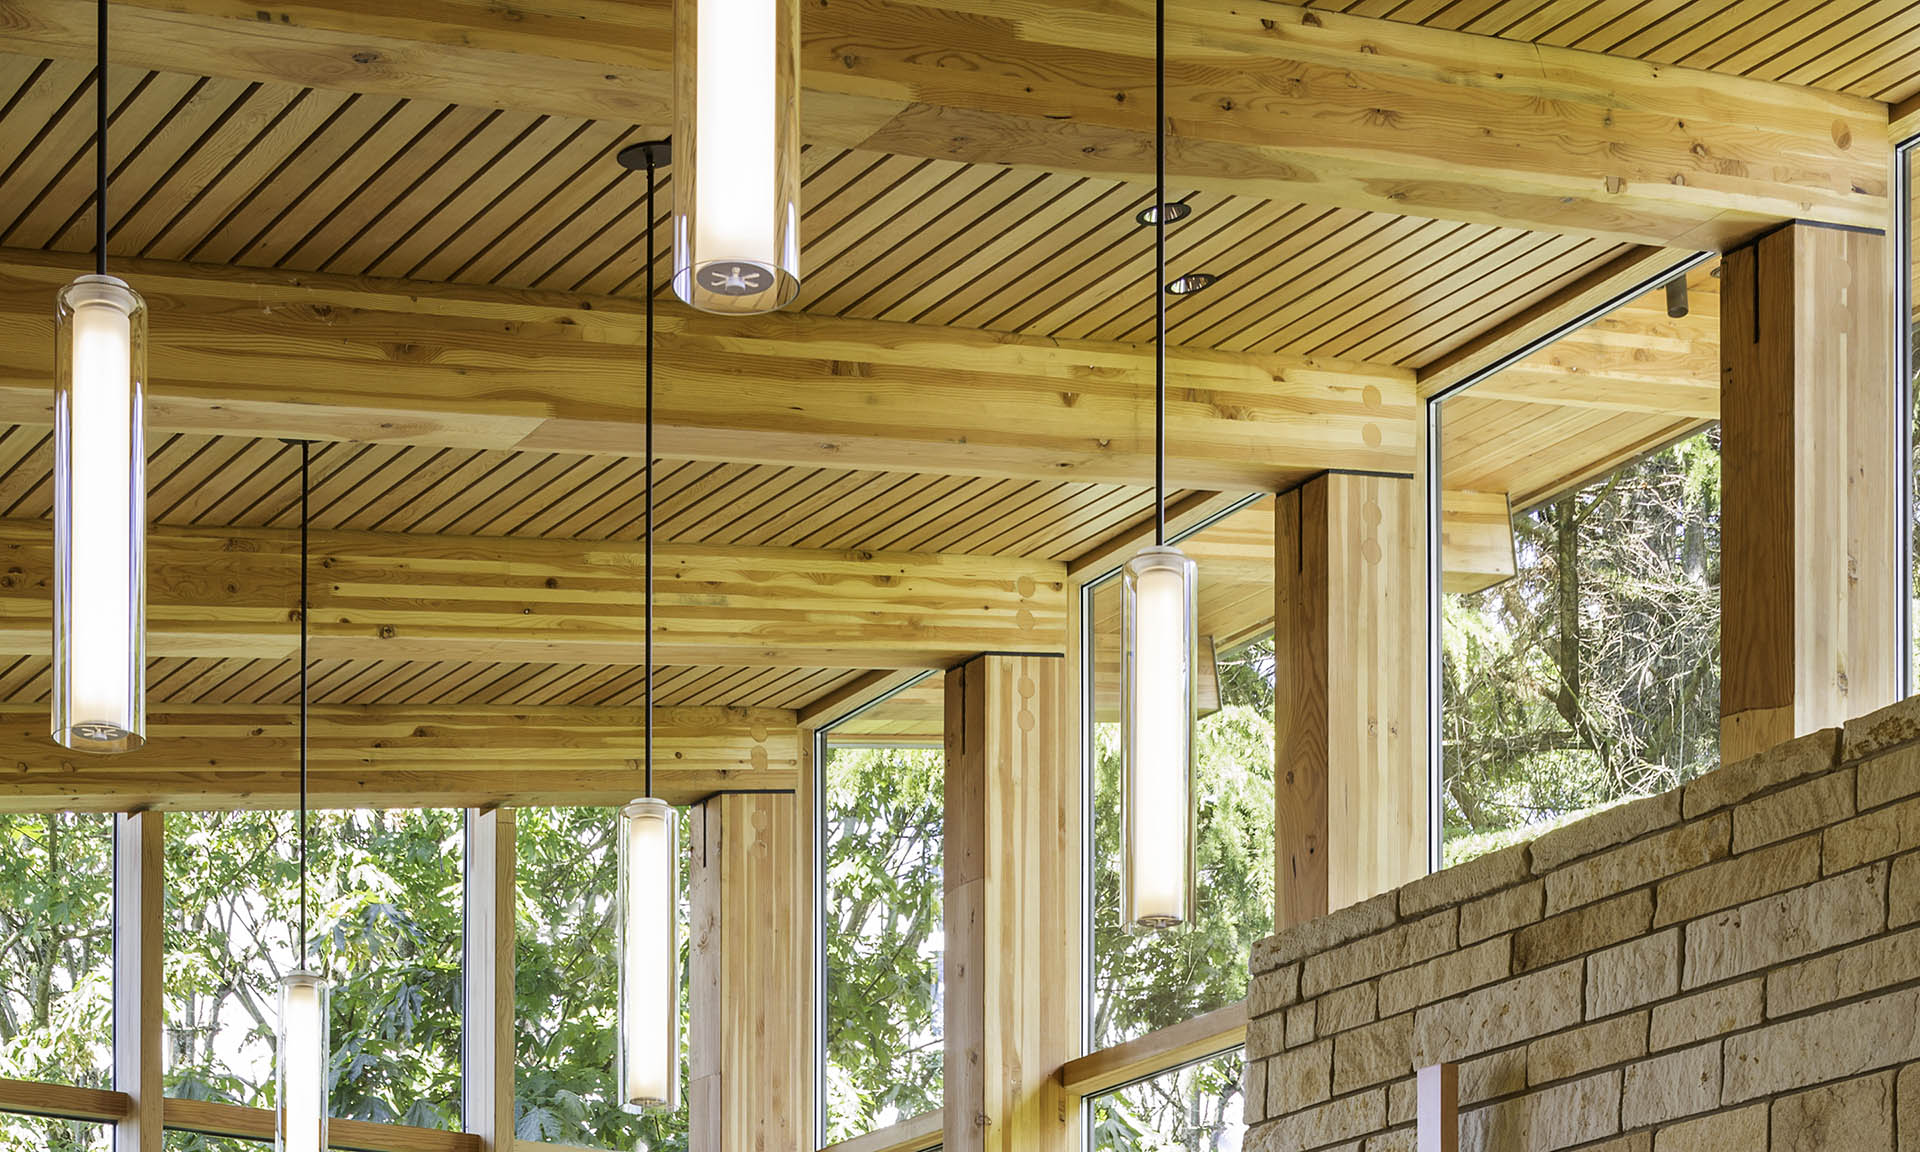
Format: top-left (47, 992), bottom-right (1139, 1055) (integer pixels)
top-left (1088, 1050), bottom-right (1245, 1152)
top-left (1442, 428), bottom-right (1722, 862)
top-left (0, 1112), bottom-right (110, 1152)
top-left (0, 813), bottom-right (112, 1090)
top-left (821, 744), bottom-right (944, 1143)
top-left (163, 809), bottom-right (464, 1130)
top-left (514, 806), bottom-right (689, 1152)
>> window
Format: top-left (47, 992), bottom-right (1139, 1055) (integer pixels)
top-left (1435, 265), bottom-right (1720, 865)
top-left (1086, 1048), bottom-right (1246, 1152)
top-left (0, 1114), bottom-right (110, 1152)
top-left (164, 809), bottom-right (465, 1128)
top-left (0, 812), bottom-right (112, 1087)
top-left (515, 806), bottom-right (689, 1152)
top-left (818, 677), bottom-right (945, 1143)
top-left (1086, 500), bottom-right (1276, 1050)
top-left (1904, 136), bottom-right (1920, 691)
top-left (163, 1132), bottom-right (264, 1152)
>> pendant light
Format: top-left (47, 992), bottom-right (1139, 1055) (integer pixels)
top-left (53, 0), bottom-right (147, 753)
top-left (669, 0), bottom-right (800, 313)
top-left (616, 140), bottom-right (681, 1113)
top-left (277, 441), bottom-right (330, 1152)
top-left (1120, 0), bottom-right (1199, 932)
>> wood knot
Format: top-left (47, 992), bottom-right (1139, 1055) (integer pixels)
top-left (377, 624), bottom-right (397, 639)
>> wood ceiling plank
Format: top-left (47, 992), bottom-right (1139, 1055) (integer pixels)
top-left (809, 165), bottom-right (1023, 317)
top-left (1377, 235), bottom-right (1625, 367)
top-left (1066, 195), bottom-right (1286, 344)
top-left (1277, 225), bottom-right (1527, 360)
top-left (3, 69), bottom-right (177, 250)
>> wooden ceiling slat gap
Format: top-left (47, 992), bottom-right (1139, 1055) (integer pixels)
top-left (530, 457), bottom-right (653, 541)
top-left (1640, 0), bottom-right (1786, 64)
top-left (173, 657), bottom-right (276, 706)
top-left (370, 449), bottom-right (511, 534)
top-left (826, 166), bottom-right (1037, 319)
top-left (1595, 0), bottom-right (1726, 58)
top-left (978, 485), bottom-right (1138, 558)
top-left (592, 459), bottom-right (722, 541)
top-left (1383, 236), bottom-right (1622, 365)
top-left (275, 441), bottom-right (411, 530)
top-left (194, 657), bottom-right (291, 705)
top-left (315, 106), bottom-right (515, 275)
top-left (1335, 229), bottom-right (1566, 364)
top-left (797, 159), bottom-right (987, 312)
top-left (335, 659), bottom-right (444, 706)
top-left (560, 183), bottom-right (669, 295)
top-left (1063, 193), bottom-right (1280, 343)
top-left (1783, 7), bottom-right (1920, 88)
top-left (1680, 0), bottom-right (1834, 71)
top-left (1049, 493), bottom-right (1168, 564)
top-left (220, 94), bottom-right (413, 267)
top-left (2, 69), bottom-right (163, 249)
top-left (497, 454), bottom-right (634, 538)
top-left (501, 663), bottom-right (614, 707)
top-left (652, 464), bottom-right (792, 543)
top-left (145, 434), bottom-right (255, 525)
top-left (398, 450), bottom-right (554, 536)
top-left (344, 110), bottom-right (547, 277)
top-left (889, 480), bottom-right (1039, 553)
top-left (254, 439), bottom-right (378, 529)
top-left (312, 659), bottom-right (397, 705)
top-left (468, 126), bottom-right (641, 287)
top-left (966, 182), bottom-right (1172, 332)
top-left (1296, 224), bottom-right (1520, 360)
top-left (185, 440), bottom-right (305, 527)
top-left (1233, 216), bottom-right (1466, 352)
top-left (442, 453), bottom-right (602, 536)
top-left (1103, 200), bottom-right (1330, 344)
top-left (861, 476), bottom-right (1016, 553)
top-left (797, 472), bottom-right (968, 551)
top-left (147, 656), bottom-right (224, 704)
top-left (0, 64), bottom-right (104, 236)
top-left (696, 467), bottom-right (844, 547)
top-left (788, 154), bottom-right (936, 279)
top-left (943, 482), bottom-right (1104, 556)
top-left (386, 662), bottom-right (486, 705)
top-left (1001, 189), bottom-right (1213, 337)
top-left (1136, 205), bottom-right (1351, 348)
top-left (330, 446), bottom-right (475, 532)
top-left (0, 59), bottom-right (55, 138)
top-left (580, 666), bottom-right (649, 708)
top-left (0, 656), bottom-right (47, 703)
top-left (670, 466), bottom-right (817, 545)
top-left (0, 428), bottom-right (52, 520)
top-left (746, 469), bottom-right (906, 549)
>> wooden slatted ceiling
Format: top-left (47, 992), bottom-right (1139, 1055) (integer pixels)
top-left (1310, 0), bottom-right (1920, 105)
top-left (0, 54), bottom-right (1639, 369)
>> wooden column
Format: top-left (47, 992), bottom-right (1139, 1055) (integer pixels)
top-left (114, 811), bottom-right (163, 1152)
top-left (1721, 222), bottom-right (1898, 764)
top-left (1275, 474), bottom-right (1428, 929)
top-left (942, 654), bottom-right (1076, 1152)
top-left (463, 808), bottom-right (515, 1151)
top-left (689, 792), bottom-right (811, 1152)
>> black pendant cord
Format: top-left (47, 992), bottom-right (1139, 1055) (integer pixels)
top-left (94, 0), bottom-right (106, 276)
top-left (1153, 0), bottom-right (1167, 547)
top-left (643, 155), bottom-right (657, 801)
top-left (298, 440), bottom-right (311, 970)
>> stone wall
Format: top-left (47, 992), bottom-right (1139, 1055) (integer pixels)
top-left (1245, 695), bottom-right (1920, 1152)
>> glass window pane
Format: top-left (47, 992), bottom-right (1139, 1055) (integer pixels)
top-left (1090, 501), bottom-right (1277, 1050)
top-left (1907, 142), bottom-right (1919, 691)
top-left (1087, 1048), bottom-right (1246, 1152)
top-left (164, 809), bottom-right (464, 1129)
top-left (0, 1113), bottom-right (110, 1152)
top-left (820, 678), bottom-right (945, 1142)
top-left (516, 806), bottom-right (689, 1152)
top-left (0, 813), bottom-right (113, 1086)
top-left (164, 1130), bottom-right (264, 1152)
top-left (1438, 268), bottom-right (1721, 866)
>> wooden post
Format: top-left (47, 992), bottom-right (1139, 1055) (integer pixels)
top-left (463, 808), bottom-right (515, 1152)
top-left (114, 811), bottom-right (162, 1152)
top-left (689, 792), bottom-right (811, 1152)
top-left (943, 654), bottom-right (1076, 1152)
top-left (1275, 474), bottom-right (1428, 929)
top-left (1721, 222), bottom-right (1899, 764)
top-left (1417, 1063), bottom-right (1458, 1152)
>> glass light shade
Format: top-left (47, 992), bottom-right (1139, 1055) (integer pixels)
top-left (275, 971), bottom-right (330, 1152)
top-left (618, 796), bottom-right (680, 1111)
top-left (1121, 544), bottom-right (1198, 930)
top-left (671, 0), bottom-right (801, 313)
top-left (51, 273), bottom-right (146, 754)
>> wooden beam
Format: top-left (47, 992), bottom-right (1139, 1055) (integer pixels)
top-left (1, 0), bottom-right (1891, 247)
top-left (1720, 223), bottom-right (1899, 763)
top-left (1274, 476), bottom-right (1427, 929)
top-left (1439, 491), bottom-right (1516, 597)
top-left (0, 520), bottom-right (1067, 669)
top-left (944, 654), bottom-right (1076, 1152)
top-left (0, 704), bottom-right (796, 811)
top-left (821, 1112), bottom-right (943, 1152)
top-left (163, 1098), bottom-right (481, 1152)
top-left (0, 250), bottom-right (1416, 491)
top-left (1057, 1001), bottom-right (1247, 1101)
top-left (1894, 94), bottom-right (1920, 144)
top-left (113, 811), bottom-right (161, 1152)
top-left (689, 793), bottom-right (813, 1152)
top-left (0, 1079), bottom-right (129, 1123)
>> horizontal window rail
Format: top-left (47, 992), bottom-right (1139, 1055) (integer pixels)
top-left (163, 1098), bottom-right (480, 1152)
top-left (0, 1077), bottom-right (130, 1123)
top-left (820, 1110), bottom-right (942, 1152)
top-left (1058, 1000), bottom-right (1247, 1102)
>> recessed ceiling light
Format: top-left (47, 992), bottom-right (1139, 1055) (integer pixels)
top-left (1165, 272), bottom-right (1217, 296)
top-left (1136, 202), bottom-right (1192, 226)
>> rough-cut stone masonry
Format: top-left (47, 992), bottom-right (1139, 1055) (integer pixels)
top-left (1245, 695), bottom-right (1920, 1152)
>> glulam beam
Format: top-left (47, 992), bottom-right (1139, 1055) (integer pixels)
top-left (0, 0), bottom-right (1890, 247)
top-left (0, 250), bottom-right (1416, 491)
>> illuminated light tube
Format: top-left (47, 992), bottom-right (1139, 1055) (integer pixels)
top-left (52, 273), bottom-right (145, 754)
top-left (275, 971), bottom-right (330, 1152)
top-left (1121, 544), bottom-right (1198, 930)
top-left (618, 796), bottom-right (681, 1110)
top-left (672, 0), bottom-right (801, 314)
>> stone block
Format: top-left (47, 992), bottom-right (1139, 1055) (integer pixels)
top-left (1827, 796), bottom-right (1920, 874)
top-left (1732, 770), bottom-right (1853, 853)
top-left (1411, 962), bottom-right (1582, 1066)
top-left (1577, 1138), bottom-right (1650, 1152)
top-left (1461, 881), bottom-right (1542, 945)
top-left (1765, 925), bottom-right (1920, 1018)
top-left (1895, 853), bottom-right (1920, 929)
top-left (1257, 1088), bottom-right (1384, 1152)
top-left (1249, 964), bottom-right (1300, 1020)
top-left (1377, 937), bottom-right (1509, 1018)
top-left (1318, 981), bottom-right (1378, 1035)
top-left (1586, 927), bottom-right (1680, 1020)
top-left (1533, 791), bottom-right (1681, 874)
top-left (1682, 864), bottom-right (1885, 989)
top-left (1302, 910), bottom-right (1456, 997)
top-left (1859, 744), bottom-right (1920, 811)
top-left (1723, 987), bottom-right (1920, 1102)
top-left (1649, 979), bottom-right (1761, 1051)
top-left (1399, 843), bottom-right (1530, 919)
top-left (1771, 1071), bottom-right (1894, 1152)
top-left (1286, 1004), bottom-right (1316, 1049)
top-left (1244, 1056), bottom-right (1267, 1124)
top-left (1527, 1013), bottom-right (1647, 1086)
top-left (1459, 1047), bottom-right (1529, 1106)
top-left (1255, 892), bottom-right (1396, 972)
top-left (1248, 1011), bottom-right (1286, 1059)
top-left (1684, 727), bottom-right (1839, 819)
top-left (1651, 1103), bottom-right (1765, 1152)
top-left (1387, 1076), bottom-right (1414, 1125)
top-left (1364, 1131), bottom-right (1414, 1152)
top-left (1653, 834), bottom-right (1820, 927)
top-left (1514, 889), bottom-right (1652, 972)
top-left (1332, 1014), bottom-right (1413, 1095)
top-left (1544, 814), bottom-right (1729, 916)
top-left (1899, 1064), bottom-right (1918, 1152)
top-left (1843, 696), bottom-right (1920, 761)
top-left (1267, 1040), bottom-right (1332, 1114)
top-left (1458, 1070), bottom-right (1620, 1152)
top-left (1621, 1042), bottom-right (1721, 1128)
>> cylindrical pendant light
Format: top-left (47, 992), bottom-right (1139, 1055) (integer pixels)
top-left (616, 142), bottom-right (681, 1114)
top-left (1120, 0), bottom-right (1199, 932)
top-left (52, 0), bottom-right (146, 754)
top-left (276, 442), bottom-right (330, 1152)
top-left (670, 0), bottom-right (801, 313)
